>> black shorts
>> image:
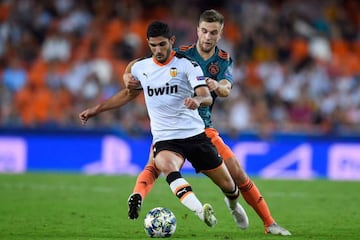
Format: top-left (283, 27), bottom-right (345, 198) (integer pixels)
top-left (153, 132), bottom-right (223, 173)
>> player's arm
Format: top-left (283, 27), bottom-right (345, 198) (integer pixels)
top-left (184, 86), bottom-right (212, 110)
top-left (122, 59), bottom-right (141, 90)
top-left (206, 56), bottom-right (233, 97)
top-left (185, 59), bottom-right (213, 109)
top-left (205, 78), bottom-right (231, 97)
top-left (79, 88), bottom-right (140, 125)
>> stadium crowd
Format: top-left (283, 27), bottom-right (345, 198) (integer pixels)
top-left (0, 0), bottom-right (359, 137)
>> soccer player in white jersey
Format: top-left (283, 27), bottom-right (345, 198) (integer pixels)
top-left (80, 21), bottom-right (246, 228)
top-left (80, 10), bottom-right (291, 235)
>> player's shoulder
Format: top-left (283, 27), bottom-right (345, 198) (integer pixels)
top-left (217, 48), bottom-right (231, 61)
top-left (177, 44), bottom-right (196, 52)
top-left (132, 55), bottom-right (152, 67)
top-left (174, 51), bottom-right (199, 67)
top-left (135, 54), bottom-right (152, 63)
top-left (174, 51), bottom-right (191, 60)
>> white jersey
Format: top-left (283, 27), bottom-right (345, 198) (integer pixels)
top-left (131, 51), bottom-right (207, 144)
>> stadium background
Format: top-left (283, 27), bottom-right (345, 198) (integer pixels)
top-left (0, 0), bottom-right (359, 180)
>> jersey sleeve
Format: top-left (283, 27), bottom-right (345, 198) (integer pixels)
top-left (186, 60), bottom-right (207, 89)
top-left (130, 63), bottom-right (143, 90)
top-left (219, 58), bottom-right (234, 85)
top-left (130, 64), bottom-right (137, 79)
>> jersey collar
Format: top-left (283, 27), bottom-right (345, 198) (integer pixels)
top-left (152, 51), bottom-right (176, 66)
top-left (195, 45), bottom-right (218, 62)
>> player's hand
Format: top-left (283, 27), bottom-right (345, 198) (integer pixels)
top-left (79, 107), bottom-right (98, 125)
top-left (124, 73), bottom-right (141, 90)
top-left (184, 97), bottom-right (200, 110)
top-left (205, 77), bottom-right (219, 92)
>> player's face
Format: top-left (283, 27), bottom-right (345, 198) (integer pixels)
top-left (148, 36), bottom-right (175, 63)
top-left (197, 21), bottom-right (222, 53)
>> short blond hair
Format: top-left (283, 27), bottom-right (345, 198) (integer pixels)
top-left (199, 9), bottom-right (224, 26)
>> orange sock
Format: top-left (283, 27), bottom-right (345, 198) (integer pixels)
top-left (240, 178), bottom-right (274, 227)
top-left (133, 164), bottom-right (160, 199)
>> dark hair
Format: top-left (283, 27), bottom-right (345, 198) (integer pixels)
top-left (146, 21), bottom-right (172, 39)
top-left (199, 9), bottom-right (224, 26)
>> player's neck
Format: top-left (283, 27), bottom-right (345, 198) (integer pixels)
top-left (196, 43), bottom-right (215, 61)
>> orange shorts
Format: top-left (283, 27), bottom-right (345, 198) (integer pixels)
top-left (205, 127), bottom-right (235, 161)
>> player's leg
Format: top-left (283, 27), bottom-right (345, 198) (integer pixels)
top-left (206, 128), bottom-right (272, 223)
top-left (187, 132), bottom-right (248, 229)
top-left (155, 149), bottom-right (217, 227)
top-left (202, 162), bottom-right (249, 229)
top-left (205, 128), bottom-right (291, 235)
top-left (132, 145), bottom-right (160, 198)
top-left (128, 145), bottom-right (160, 219)
top-left (224, 158), bottom-right (290, 235)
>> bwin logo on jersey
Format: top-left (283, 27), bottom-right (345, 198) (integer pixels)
top-left (147, 83), bottom-right (178, 96)
top-left (170, 67), bottom-right (177, 77)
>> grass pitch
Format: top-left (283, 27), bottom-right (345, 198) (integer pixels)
top-left (0, 173), bottom-right (359, 240)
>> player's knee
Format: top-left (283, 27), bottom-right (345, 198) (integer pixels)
top-left (158, 161), bottom-right (180, 176)
top-left (219, 176), bottom-right (237, 193)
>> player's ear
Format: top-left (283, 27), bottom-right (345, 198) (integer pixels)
top-left (196, 26), bottom-right (201, 37)
top-left (219, 25), bottom-right (224, 40)
top-left (170, 35), bottom-right (176, 45)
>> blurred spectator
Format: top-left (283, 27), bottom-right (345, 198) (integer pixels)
top-left (3, 56), bottom-right (27, 92)
top-left (41, 29), bottom-right (71, 62)
top-left (228, 95), bottom-right (251, 133)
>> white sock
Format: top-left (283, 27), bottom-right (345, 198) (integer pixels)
top-left (227, 198), bottom-right (238, 209)
top-left (169, 178), bottom-right (203, 219)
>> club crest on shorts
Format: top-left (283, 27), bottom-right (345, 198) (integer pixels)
top-left (170, 67), bottom-right (178, 77)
